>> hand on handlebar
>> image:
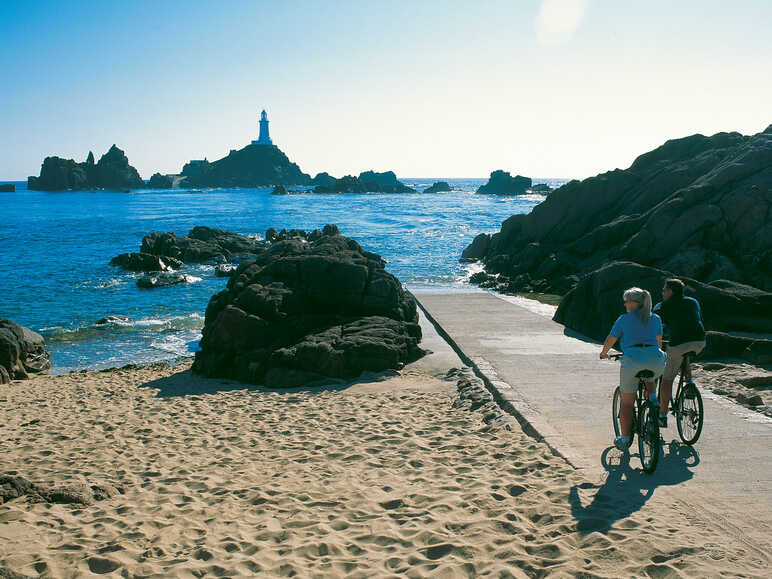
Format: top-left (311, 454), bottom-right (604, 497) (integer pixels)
top-left (599, 351), bottom-right (610, 359)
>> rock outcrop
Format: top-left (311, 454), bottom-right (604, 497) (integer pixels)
top-left (466, 126), bottom-right (772, 294)
top-left (137, 273), bottom-right (197, 289)
top-left (181, 145), bottom-right (310, 187)
top-left (148, 173), bottom-right (174, 188)
top-left (0, 184), bottom-right (15, 192)
top-left (313, 173), bottom-right (415, 194)
top-left (424, 181), bottom-right (452, 193)
top-left (193, 225), bottom-right (423, 386)
top-left (109, 252), bottom-right (183, 272)
top-left (476, 170), bottom-right (532, 195)
top-left (137, 226), bottom-right (266, 264)
top-left (531, 183), bottom-right (552, 193)
top-left (27, 145), bottom-right (144, 191)
top-left (0, 320), bottom-right (52, 381)
top-left (310, 172), bottom-right (336, 188)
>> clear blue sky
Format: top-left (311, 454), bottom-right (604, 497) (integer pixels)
top-left (1, 0), bottom-right (770, 180)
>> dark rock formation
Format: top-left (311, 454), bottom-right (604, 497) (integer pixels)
top-left (148, 173), bottom-right (174, 188)
top-left (193, 226), bottom-right (423, 386)
top-left (466, 126), bottom-right (772, 294)
top-left (181, 144), bottom-right (310, 187)
top-left (0, 184), bottom-right (15, 192)
top-left (137, 272), bottom-right (195, 289)
top-left (460, 233), bottom-right (491, 262)
top-left (0, 320), bottom-right (52, 380)
top-left (314, 174), bottom-right (415, 194)
top-left (0, 475), bottom-right (122, 506)
top-left (531, 183), bottom-right (552, 193)
top-left (28, 145), bottom-right (144, 191)
top-left (310, 172), bottom-right (336, 187)
top-left (138, 226), bottom-right (266, 264)
top-left (109, 252), bottom-right (183, 272)
top-left (271, 185), bottom-right (289, 195)
top-left (553, 262), bottom-right (772, 362)
top-left (424, 181), bottom-right (452, 193)
top-left (476, 170), bottom-right (532, 195)
top-left (215, 264), bottom-right (238, 277)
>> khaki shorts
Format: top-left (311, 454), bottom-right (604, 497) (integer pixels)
top-left (664, 340), bottom-right (706, 380)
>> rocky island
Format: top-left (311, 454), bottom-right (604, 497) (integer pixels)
top-left (27, 145), bottom-right (144, 191)
top-left (313, 171), bottom-right (415, 193)
top-left (464, 125), bottom-right (772, 361)
top-left (476, 170), bottom-right (532, 195)
top-left (424, 181), bottom-right (452, 193)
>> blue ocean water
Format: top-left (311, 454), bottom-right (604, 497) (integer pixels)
top-left (0, 178), bottom-right (567, 372)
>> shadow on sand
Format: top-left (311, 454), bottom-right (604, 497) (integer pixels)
top-left (139, 367), bottom-right (401, 398)
top-left (569, 441), bottom-right (699, 534)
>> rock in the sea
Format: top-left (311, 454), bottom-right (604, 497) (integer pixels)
top-left (466, 126), bottom-right (772, 293)
top-left (215, 264), bottom-right (238, 277)
top-left (314, 173), bottom-right (416, 194)
top-left (553, 262), bottom-right (772, 361)
top-left (181, 144), bottom-right (310, 187)
top-left (95, 316), bottom-right (131, 325)
top-left (139, 226), bottom-right (266, 264)
top-left (271, 185), bottom-right (289, 195)
top-left (460, 233), bottom-right (491, 262)
top-left (424, 181), bottom-right (452, 193)
top-left (0, 320), bottom-right (52, 380)
top-left (193, 225), bottom-right (424, 386)
top-left (109, 252), bottom-right (183, 272)
top-left (0, 183), bottom-right (15, 192)
top-left (310, 172), bottom-right (336, 188)
top-left (530, 183), bottom-right (552, 193)
top-left (137, 273), bottom-right (196, 289)
top-left (476, 170), bottom-right (532, 195)
top-left (27, 145), bottom-right (144, 191)
top-left (148, 172), bottom-right (174, 188)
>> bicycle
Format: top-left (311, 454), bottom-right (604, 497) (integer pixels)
top-left (660, 350), bottom-right (704, 445)
top-left (610, 353), bottom-right (660, 473)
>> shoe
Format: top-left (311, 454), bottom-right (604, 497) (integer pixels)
top-left (614, 435), bottom-right (630, 451)
top-left (658, 414), bottom-right (667, 428)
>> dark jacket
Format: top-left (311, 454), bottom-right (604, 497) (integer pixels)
top-left (653, 296), bottom-right (706, 347)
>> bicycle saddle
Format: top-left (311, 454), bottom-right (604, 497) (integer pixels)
top-left (635, 370), bottom-right (655, 378)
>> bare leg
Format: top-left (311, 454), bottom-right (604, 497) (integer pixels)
top-left (659, 379), bottom-right (674, 415)
top-left (645, 380), bottom-right (656, 398)
top-left (684, 359), bottom-right (692, 381)
top-left (619, 393), bottom-right (636, 437)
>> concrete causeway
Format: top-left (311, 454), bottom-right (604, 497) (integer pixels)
top-left (415, 291), bottom-right (772, 547)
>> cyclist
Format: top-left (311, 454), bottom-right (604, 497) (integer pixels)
top-left (653, 278), bottom-right (706, 427)
top-left (600, 287), bottom-right (667, 450)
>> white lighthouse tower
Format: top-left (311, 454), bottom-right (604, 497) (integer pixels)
top-left (251, 109), bottom-right (273, 146)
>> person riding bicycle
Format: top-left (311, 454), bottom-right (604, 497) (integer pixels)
top-left (653, 278), bottom-right (706, 427)
top-left (600, 287), bottom-right (667, 451)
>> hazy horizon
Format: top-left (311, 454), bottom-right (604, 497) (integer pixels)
top-left (2, 0), bottom-right (770, 181)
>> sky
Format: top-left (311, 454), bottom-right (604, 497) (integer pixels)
top-left (1, 0), bottom-right (770, 180)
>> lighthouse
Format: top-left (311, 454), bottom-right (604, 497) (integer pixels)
top-left (251, 109), bottom-right (273, 146)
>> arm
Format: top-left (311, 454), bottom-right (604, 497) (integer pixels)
top-left (600, 335), bottom-right (618, 359)
top-left (657, 334), bottom-right (662, 349)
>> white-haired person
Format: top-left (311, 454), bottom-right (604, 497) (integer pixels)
top-left (600, 287), bottom-right (667, 450)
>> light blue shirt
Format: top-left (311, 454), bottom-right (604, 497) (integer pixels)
top-left (610, 312), bottom-right (663, 351)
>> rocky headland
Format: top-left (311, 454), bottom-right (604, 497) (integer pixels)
top-left (0, 320), bottom-right (51, 383)
top-left (464, 125), bottom-right (772, 361)
top-left (193, 225), bottom-right (424, 387)
top-left (181, 144), bottom-right (310, 188)
top-left (476, 170), bottom-right (532, 195)
top-left (27, 146), bottom-right (144, 191)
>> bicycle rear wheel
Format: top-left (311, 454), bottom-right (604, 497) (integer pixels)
top-left (612, 387), bottom-right (634, 448)
top-left (638, 402), bottom-right (660, 473)
top-left (676, 383), bottom-right (704, 445)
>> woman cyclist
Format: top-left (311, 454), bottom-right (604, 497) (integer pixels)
top-left (599, 287), bottom-right (667, 450)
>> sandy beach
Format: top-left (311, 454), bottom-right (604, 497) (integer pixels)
top-left (1, 356), bottom-right (768, 578)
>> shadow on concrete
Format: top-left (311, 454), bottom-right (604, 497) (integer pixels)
top-left (139, 368), bottom-right (400, 398)
top-left (569, 441), bottom-right (699, 534)
top-left (562, 327), bottom-right (602, 345)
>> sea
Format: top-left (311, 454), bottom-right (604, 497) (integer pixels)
top-left (0, 178), bottom-right (568, 373)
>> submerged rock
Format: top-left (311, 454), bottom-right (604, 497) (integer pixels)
top-left (0, 184), bottom-right (15, 192)
top-left (137, 273), bottom-right (196, 289)
top-left (0, 320), bottom-right (52, 380)
top-left (476, 170), bottom-right (532, 195)
top-left (193, 225), bottom-right (423, 386)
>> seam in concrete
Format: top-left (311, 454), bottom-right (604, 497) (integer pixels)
top-left (413, 293), bottom-right (588, 470)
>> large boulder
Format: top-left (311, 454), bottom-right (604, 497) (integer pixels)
top-left (424, 181), bottom-right (452, 193)
top-left (476, 170), bottom-right (532, 195)
top-left (109, 252), bottom-right (183, 272)
top-left (466, 126), bottom-right (772, 293)
top-left (314, 173), bottom-right (415, 194)
top-left (553, 262), bottom-right (772, 361)
top-left (0, 320), bottom-right (52, 381)
top-left (148, 173), bottom-right (174, 188)
top-left (193, 226), bottom-right (423, 386)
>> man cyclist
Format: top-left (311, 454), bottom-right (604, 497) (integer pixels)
top-left (653, 278), bottom-right (706, 427)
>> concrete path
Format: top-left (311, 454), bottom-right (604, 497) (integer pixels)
top-left (415, 291), bottom-right (772, 548)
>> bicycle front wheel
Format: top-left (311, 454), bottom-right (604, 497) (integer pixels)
top-left (676, 384), bottom-right (704, 445)
top-left (638, 403), bottom-right (660, 473)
